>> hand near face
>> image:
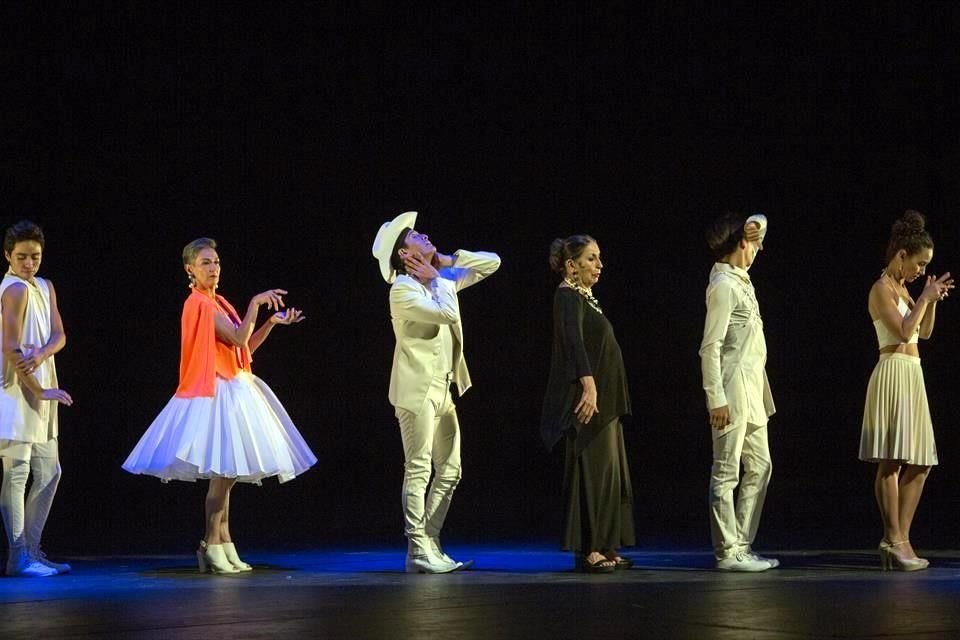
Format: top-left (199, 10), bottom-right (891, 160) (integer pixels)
top-left (743, 221), bottom-right (763, 245)
top-left (403, 253), bottom-right (440, 283)
top-left (271, 308), bottom-right (305, 325)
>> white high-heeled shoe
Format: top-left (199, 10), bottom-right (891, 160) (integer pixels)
top-left (196, 541), bottom-right (240, 574)
top-left (221, 542), bottom-right (253, 571)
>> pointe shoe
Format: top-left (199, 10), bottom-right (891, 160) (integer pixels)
top-left (196, 541), bottom-right (240, 574)
top-left (6, 547), bottom-right (58, 577)
top-left (28, 546), bottom-right (71, 574)
top-left (221, 542), bottom-right (253, 571)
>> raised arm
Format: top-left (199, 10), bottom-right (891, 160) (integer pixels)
top-left (918, 273), bottom-right (953, 339)
top-left (390, 277), bottom-right (460, 325)
top-left (213, 289), bottom-right (287, 348)
top-left (248, 307), bottom-right (305, 354)
top-left (869, 275), bottom-right (951, 343)
top-left (699, 280), bottom-right (735, 427)
top-left (440, 250), bottom-right (501, 291)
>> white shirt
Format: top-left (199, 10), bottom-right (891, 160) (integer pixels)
top-left (699, 262), bottom-right (775, 426)
top-left (0, 273), bottom-right (59, 442)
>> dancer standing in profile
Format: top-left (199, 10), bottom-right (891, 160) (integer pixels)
top-left (699, 214), bottom-right (778, 572)
top-left (859, 211), bottom-right (952, 571)
top-left (541, 235), bottom-right (635, 573)
top-left (123, 237), bottom-right (316, 574)
top-left (371, 211), bottom-right (500, 574)
top-left (0, 220), bottom-right (73, 577)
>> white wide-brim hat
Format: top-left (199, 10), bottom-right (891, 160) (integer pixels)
top-left (745, 213), bottom-right (768, 247)
top-left (372, 211), bottom-right (418, 283)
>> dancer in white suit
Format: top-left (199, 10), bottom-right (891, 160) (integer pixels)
top-left (0, 220), bottom-right (74, 577)
top-left (372, 211), bottom-right (500, 573)
top-left (699, 213), bottom-right (778, 572)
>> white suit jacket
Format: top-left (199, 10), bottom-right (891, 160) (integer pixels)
top-left (388, 250), bottom-right (501, 414)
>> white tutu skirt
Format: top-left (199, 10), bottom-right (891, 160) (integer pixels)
top-left (123, 372), bottom-right (317, 483)
top-left (859, 353), bottom-right (938, 466)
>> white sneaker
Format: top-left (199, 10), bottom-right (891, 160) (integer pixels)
top-left (405, 552), bottom-right (459, 574)
top-left (29, 547), bottom-right (71, 574)
top-left (6, 548), bottom-right (58, 577)
top-left (715, 552), bottom-right (770, 572)
top-left (739, 545), bottom-right (779, 568)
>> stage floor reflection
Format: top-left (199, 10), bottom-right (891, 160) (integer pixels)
top-left (1, 546), bottom-right (959, 638)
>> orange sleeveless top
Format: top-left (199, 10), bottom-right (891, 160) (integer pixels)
top-left (175, 289), bottom-right (253, 398)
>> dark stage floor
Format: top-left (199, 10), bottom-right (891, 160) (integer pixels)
top-left (1, 546), bottom-right (959, 639)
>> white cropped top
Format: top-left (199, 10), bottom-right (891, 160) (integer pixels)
top-left (873, 297), bottom-right (919, 348)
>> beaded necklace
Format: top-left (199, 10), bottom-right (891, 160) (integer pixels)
top-left (564, 278), bottom-right (603, 314)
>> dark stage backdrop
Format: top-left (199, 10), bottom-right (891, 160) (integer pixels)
top-left (4, 3), bottom-right (960, 553)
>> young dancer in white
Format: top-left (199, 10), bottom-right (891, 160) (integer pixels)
top-left (0, 220), bottom-right (74, 577)
top-left (699, 214), bottom-right (777, 572)
top-left (372, 211), bottom-right (500, 574)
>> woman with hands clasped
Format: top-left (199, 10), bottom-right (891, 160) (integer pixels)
top-left (859, 211), bottom-right (953, 571)
top-left (123, 237), bottom-right (316, 574)
top-left (540, 235), bottom-right (634, 573)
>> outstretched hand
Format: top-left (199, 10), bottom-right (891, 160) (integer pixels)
top-left (271, 308), bottom-right (305, 325)
top-left (251, 289), bottom-right (287, 311)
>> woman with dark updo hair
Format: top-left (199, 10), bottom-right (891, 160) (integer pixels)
top-left (540, 235), bottom-right (634, 573)
top-left (859, 211), bottom-right (953, 571)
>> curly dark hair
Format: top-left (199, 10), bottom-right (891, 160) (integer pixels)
top-left (885, 210), bottom-right (933, 263)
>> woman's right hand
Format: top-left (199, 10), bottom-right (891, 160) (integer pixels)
top-left (251, 289), bottom-right (288, 311)
top-left (920, 273), bottom-right (953, 303)
top-left (575, 376), bottom-right (598, 424)
top-left (40, 388), bottom-right (73, 406)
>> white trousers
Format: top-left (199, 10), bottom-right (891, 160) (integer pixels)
top-left (396, 376), bottom-right (462, 557)
top-left (709, 422), bottom-right (771, 560)
top-left (0, 439), bottom-right (61, 553)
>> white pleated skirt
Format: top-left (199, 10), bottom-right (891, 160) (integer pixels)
top-left (859, 353), bottom-right (937, 466)
top-left (123, 372), bottom-right (317, 483)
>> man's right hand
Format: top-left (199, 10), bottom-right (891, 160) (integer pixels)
top-left (708, 405), bottom-right (730, 429)
top-left (404, 253), bottom-right (440, 283)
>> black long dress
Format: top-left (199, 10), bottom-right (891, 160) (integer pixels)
top-left (541, 286), bottom-right (635, 552)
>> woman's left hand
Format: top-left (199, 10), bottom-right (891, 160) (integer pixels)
top-left (270, 308), bottom-right (305, 325)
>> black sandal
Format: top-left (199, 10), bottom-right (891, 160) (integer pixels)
top-left (577, 556), bottom-right (616, 573)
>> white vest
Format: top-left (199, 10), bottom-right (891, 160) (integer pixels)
top-left (0, 273), bottom-right (59, 442)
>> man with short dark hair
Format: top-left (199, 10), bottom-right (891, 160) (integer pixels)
top-left (372, 211), bottom-right (500, 573)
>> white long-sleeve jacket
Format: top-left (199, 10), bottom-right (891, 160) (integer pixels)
top-left (699, 262), bottom-right (775, 427)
